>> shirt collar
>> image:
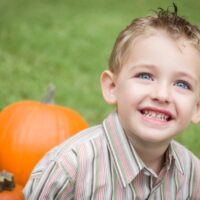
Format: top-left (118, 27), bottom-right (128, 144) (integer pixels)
top-left (103, 111), bottom-right (144, 187)
top-left (169, 141), bottom-right (185, 175)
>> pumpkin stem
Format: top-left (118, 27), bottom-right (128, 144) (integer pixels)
top-left (0, 170), bottom-right (15, 192)
top-left (42, 84), bottom-right (56, 104)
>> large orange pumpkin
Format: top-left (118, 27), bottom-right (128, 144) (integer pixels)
top-left (0, 101), bottom-right (88, 186)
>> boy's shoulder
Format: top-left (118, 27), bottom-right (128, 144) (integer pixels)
top-left (55, 124), bottom-right (105, 157)
top-left (33, 124), bottom-right (106, 171)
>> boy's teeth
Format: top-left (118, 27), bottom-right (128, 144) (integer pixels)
top-left (143, 110), bottom-right (169, 121)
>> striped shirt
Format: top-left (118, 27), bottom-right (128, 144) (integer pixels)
top-left (23, 111), bottom-right (200, 199)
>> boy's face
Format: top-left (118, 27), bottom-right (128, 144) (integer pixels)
top-left (101, 32), bottom-right (200, 145)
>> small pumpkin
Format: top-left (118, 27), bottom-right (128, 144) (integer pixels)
top-left (0, 171), bottom-right (24, 200)
top-left (0, 184), bottom-right (24, 200)
top-left (0, 100), bottom-right (88, 186)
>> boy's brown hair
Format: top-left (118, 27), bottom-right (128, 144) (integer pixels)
top-left (109, 3), bottom-right (200, 74)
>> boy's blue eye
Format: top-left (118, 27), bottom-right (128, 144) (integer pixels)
top-left (137, 73), bottom-right (153, 80)
top-left (175, 81), bottom-right (190, 90)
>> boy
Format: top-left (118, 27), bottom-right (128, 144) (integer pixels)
top-left (24, 4), bottom-right (200, 199)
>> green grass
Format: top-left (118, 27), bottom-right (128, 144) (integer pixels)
top-left (0, 0), bottom-right (200, 157)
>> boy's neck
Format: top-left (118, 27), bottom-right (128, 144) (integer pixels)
top-left (128, 136), bottom-right (170, 174)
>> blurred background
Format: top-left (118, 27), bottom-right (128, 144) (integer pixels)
top-left (0, 0), bottom-right (200, 157)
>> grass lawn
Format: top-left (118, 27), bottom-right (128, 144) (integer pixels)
top-left (0, 0), bottom-right (200, 157)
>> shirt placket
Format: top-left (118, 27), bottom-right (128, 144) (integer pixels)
top-left (144, 164), bottom-right (170, 199)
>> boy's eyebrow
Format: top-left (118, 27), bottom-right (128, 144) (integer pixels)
top-left (174, 71), bottom-right (198, 84)
top-left (130, 63), bottom-right (158, 71)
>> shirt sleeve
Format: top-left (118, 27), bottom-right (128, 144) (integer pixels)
top-left (23, 159), bottom-right (75, 200)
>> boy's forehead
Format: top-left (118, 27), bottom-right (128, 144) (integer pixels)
top-left (122, 32), bottom-right (200, 76)
top-left (112, 28), bottom-right (200, 78)
top-left (127, 30), bottom-right (200, 59)
top-left (130, 30), bottom-right (185, 48)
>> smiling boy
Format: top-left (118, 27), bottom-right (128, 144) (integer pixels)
top-left (101, 25), bottom-right (200, 175)
top-left (24, 4), bottom-right (200, 199)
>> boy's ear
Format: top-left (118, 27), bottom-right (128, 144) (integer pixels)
top-left (191, 102), bottom-right (200, 124)
top-left (100, 70), bottom-right (117, 105)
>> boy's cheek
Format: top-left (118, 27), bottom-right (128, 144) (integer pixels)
top-left (191, 103), bottom-right (200, 124)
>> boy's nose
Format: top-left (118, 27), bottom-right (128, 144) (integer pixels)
top-left (150, 83), bottom-right (171, 104)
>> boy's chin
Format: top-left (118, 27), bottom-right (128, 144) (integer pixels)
top-left (131, 129), bottom-right (175, 145)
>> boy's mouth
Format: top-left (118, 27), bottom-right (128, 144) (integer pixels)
top-left (140, 108), bottom-right (173, 122)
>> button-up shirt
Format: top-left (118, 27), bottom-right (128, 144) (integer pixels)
top-left (24, 111), bottom-right (200, 199)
